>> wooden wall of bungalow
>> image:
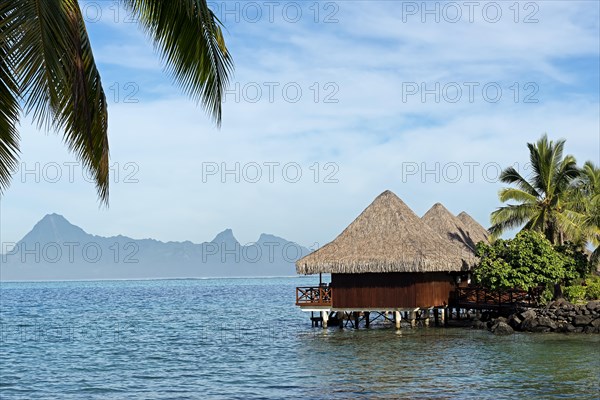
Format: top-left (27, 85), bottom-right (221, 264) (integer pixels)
top-left (329, 272), bottom-right (456, 309)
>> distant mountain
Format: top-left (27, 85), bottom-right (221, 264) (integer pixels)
top-left (1, 214), bottom-right (312, 281)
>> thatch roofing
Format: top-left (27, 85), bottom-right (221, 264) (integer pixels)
top-left (422, 203), bottom-right (480, 253)
top-left (457, 211), bottom-right (490, 245)
top-left (296, 191), bottom-right (476, 275)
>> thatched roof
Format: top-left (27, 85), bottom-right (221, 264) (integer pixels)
top-left (457, 211), bottom-right (490, 245)
top-left (422, 203), bottom-right (480, 253)
top-left (296, 191), bottom-right (475, 275)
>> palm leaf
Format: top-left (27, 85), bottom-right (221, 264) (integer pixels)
top-left (0, 6), bottom-right (21, 193)
top-left (123, 0), bottom-right (233, 125)
top-left (499, 166), bottom-right (539, 196)
top-left (489, 203), bottom-right (539, 239)
top-left (59, 0), bottom-right (109, 203)
top-left (5, 0), bottom-right (109, 204)
top-left (498, 187), bottom-right (538, 204)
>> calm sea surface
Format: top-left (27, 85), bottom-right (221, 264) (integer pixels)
top-left (1, 277), bottom-right (599, 399)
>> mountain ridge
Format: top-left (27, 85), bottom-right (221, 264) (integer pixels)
top-left (2, 214), bottom-right (311, 281)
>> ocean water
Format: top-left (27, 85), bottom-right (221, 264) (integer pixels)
top-left (1, 277), bottom-right (599, 399)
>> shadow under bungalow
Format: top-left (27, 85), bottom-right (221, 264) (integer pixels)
top-left (295, 190), bottom-right (495, 329)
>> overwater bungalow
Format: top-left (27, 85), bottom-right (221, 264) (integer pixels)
top-left (295, 190), bottom-right (478, 328)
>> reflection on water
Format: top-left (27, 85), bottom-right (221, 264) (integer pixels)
top-left (1, 278), bottom-right (599, 399)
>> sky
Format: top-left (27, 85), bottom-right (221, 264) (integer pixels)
top-left (1, 0), bottom-right (599, 249)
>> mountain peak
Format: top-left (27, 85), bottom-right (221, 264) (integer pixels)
top-left (40, 213), bottom-right (69, 223)
top-left (257, 233), bottom-right (286, 243)
top-left (19, 213), bottom-right (88, 244)
top-left (211, 228), bottom-right (239, 244)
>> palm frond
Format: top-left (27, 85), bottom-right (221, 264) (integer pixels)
top-left (6, 0), bottom-right (109, 204)
top-left (123, 0), bottom-right (233, 125)
top-left (489, 203), bottom-right (539, 239)
top-left (0, 6), bottom-right (21, 193)
top-left (498, 187), bottom-right (538, 204)
top-left (7, 0), bottom-right (70, 128)
top-left (59, 0), bottom-right (109, 203)
top-left (499, 166), bottom-right (539, 196)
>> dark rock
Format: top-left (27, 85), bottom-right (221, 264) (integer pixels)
top-left (586, 300), bottom-right (600, 312)
top-left (566, 324), bottom-right (577, 333)
top-left (573, 315), bottom-right (593, 326)
top-left (508, 314), bottom-right (522, 328)
top-left (590, 318), bottom-right (600, 328)
top-left (521, 317), bottom-right (539, 331)
top-left (554, 298), bottom-right (567, 307)
top-left (555, 322), bottom-right (569, 333)
top-left (537, 316), bottom-right (557, 330)
top-left (520, 309), bottom-right (537, 320)
top-left (583, 326), bottom-right (596, 334)
top-left (492, 322), bottom-right (514, 335)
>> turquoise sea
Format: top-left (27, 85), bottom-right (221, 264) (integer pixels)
top-left (1, 277), bottom-right (599, 399)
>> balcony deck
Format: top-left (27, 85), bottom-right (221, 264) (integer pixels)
top-left (451, 287), bottom-right (541, 312)
top-left (295, 286), bottom-right (332, 307)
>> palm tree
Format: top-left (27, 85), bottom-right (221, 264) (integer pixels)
top-left (565, 161), bottom-right (600, 265)
top-left (0, 0), bottom-right (233, 204)
top-left (489, 134), bottom-right (580, 244)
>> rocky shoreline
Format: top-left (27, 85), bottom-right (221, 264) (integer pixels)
top-left (472, 299), bottom-right (600, 335)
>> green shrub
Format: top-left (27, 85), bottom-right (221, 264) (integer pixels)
top-left (564, 285), bottom-right (587, 302)
top-left (474, 231), bottom-right (570, 291)
top-left (540, 286), bottom-right (554, 305)
top-left (556, 242), bottom-right (592, 280)
top-left (585, 276), bottom-right (600, 300)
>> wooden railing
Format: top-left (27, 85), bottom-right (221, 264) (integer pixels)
top-left (453, 287), bottom-right (542, 309)
top-left (296, 286), bottom-right (332, 306)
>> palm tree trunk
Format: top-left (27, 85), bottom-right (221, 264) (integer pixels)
top-left (553, 283), bottom-right (564, 300)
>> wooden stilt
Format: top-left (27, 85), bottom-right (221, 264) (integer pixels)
top-left (410, 310), bottom-right (417, 328)
top-left (353, 312), bottom-right (359, 329)
top-left (443, 307), bottom-right (449, 326)
top-left (394, 311), bottom-right (401, 330)
top-left (434, 309), bottom-right (440, 326)
top-left (339, 312), bottom-right (344, 329)
top-left (321, 311), bottom-right (328, 329)
top-left (365, 312), bottom-right (370, 328)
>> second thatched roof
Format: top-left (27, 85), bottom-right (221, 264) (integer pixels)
top-left (422, 203), bottom-right (481, 253)
top-left (296, 190), bottom-right (476, 275)
top-left (457, 211), bottom-right (490, 245)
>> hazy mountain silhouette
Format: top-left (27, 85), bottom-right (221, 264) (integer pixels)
top-left (1, 214), bottom-right (311, 281)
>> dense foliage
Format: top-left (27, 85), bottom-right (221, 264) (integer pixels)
top-left (474, 231), bottom-right (583, 291)
top-left (564, 275), bottom-right (600, 302)
top-left (555, 242), bottom-right (593, 277)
